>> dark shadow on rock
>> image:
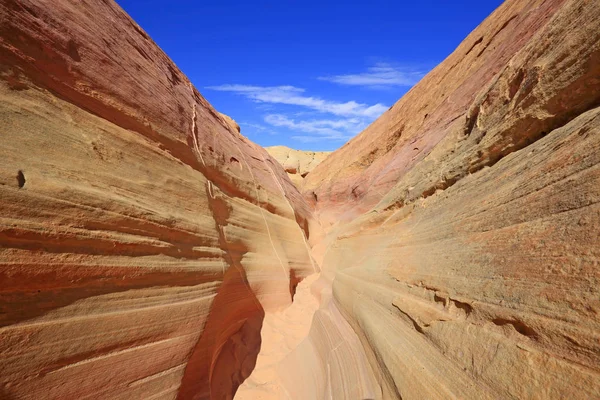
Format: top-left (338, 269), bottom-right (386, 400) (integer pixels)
top-left (175, 252), bottom-right (264, 400)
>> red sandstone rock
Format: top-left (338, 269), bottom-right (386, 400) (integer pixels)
top-left (218, 112), bottom-right (241, 134)
top-left (0, 1), bottom-right (315, 399)
top-left (1, 0), bottom-right (599, 399)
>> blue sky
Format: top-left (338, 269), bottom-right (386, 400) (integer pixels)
top-left (116, 0), bottom-right (503, 151)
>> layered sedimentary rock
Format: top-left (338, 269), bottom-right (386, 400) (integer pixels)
top-left (0, 1), bottom-right (316, 399)
top-left (266, 146), bottom-right (331, 189)
top-left (302, 0), bottom-right (600, 398)
top-left (1, 0), bottom-right (599, 399)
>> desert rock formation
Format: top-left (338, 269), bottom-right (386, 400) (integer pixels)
top-left (218, 112), bottom-right (241, 134)
top-left (266, 146), bottom-right (331, 189)
top-left (301, 0), bottom-right (600, 398)
top-left (0, 0), bottom-right (599, 399)
top-left (0, 1), bottom-right (316, 399)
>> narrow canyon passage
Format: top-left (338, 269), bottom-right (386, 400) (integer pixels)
top-left (0, 0), bottom-right (599, 399)
top-left (234, 273), bottom-right (321, 400)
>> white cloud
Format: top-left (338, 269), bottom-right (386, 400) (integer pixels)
top-left (239, 122), bottom-right (277, 135)
top-left (205, 84), bottom-right (388, 118)
top-left (263, 114), bottom-right (366, 142)
top-left (318, 63), bottom-right (423, 88)
top-left (239, 122), bottom-right (268, 131)
top-left (291, 135), bottom-right (339, 143)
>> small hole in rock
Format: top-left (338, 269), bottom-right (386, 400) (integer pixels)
top-left (289, 269), bottom-right (301, 302)
top-left (16, 170), bottom-right (26, 188)
top-left (66, 39), bottom-right (81, 62)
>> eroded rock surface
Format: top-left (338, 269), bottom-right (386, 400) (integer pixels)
top-left (218, 112), bottom-right (241, 134)
top-left (1, 0), bottom-right (599, 399)
top-left (301, 0), bottom-right (600, 398)
top-left (266, 146), bottom-right (331, 189)
top-left (0, 1), bottom-right (316, 399)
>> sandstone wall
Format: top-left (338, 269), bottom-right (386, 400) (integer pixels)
top-left (0, 1), bottom-right (316, 399)
top-left (303, 0), bottom-right (600, 398)
top-left (1, 0), bottom-right (599, 399)
top-left (266, 146), bottom-right (331, 189)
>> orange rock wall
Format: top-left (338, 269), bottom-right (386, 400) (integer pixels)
top-left (0, 1), bottom-right (316, 399)
top-left (303, 0), bottom-right (600, 398)
top-left (1, 0), bottom-right (599, 399)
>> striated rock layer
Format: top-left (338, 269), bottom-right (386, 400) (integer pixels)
top-left (0, 1), bottom-right (317, 399)
top-left (266, 146), bottom-right (331, 189)
top-left (1, 0), bottom-right (599, 399)
top-left (301, 0), bottom-right (600, 398)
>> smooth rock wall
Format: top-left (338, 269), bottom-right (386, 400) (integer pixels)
top-left (0, 1), bottom-right (316, 399)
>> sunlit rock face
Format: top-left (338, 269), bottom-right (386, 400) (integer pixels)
top-left (1, 0), bottom-right (599, 399)
top-left (0, 1), bottom-right (316, 399)
top-left (302, 0), bottom-right (600, 398)
top-left (266, 146), bottom-right (331, 189)
top-left (218, 112), bottom-right (241, 134)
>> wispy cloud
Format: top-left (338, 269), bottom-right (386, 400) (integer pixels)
top-left (239, 122), bottom-right (277, 135)
top-left (291, 135), bottom-right (341, 143)
top-left (318, 63), bottom-right (424, 88)
top-left (264, 114), bottom-right (366, 142)
top-left (205, 84), bottom-right (388, 118)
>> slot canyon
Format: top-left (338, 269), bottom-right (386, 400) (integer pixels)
top-left (0, 0), bottom-right (599, 399)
